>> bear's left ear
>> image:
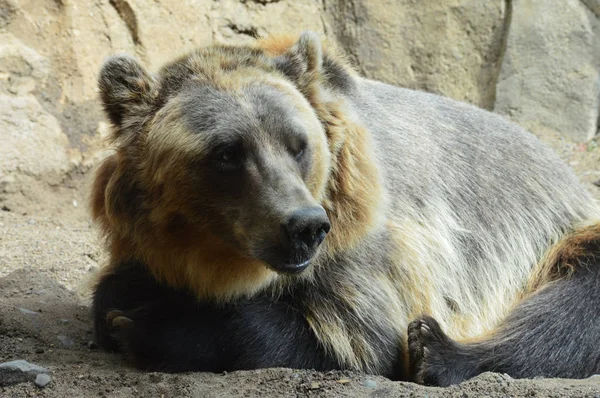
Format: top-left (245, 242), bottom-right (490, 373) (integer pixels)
top-left (273, 31), bottom-right (323, 88)
top-left (98, 54), bottom-right (156, 130)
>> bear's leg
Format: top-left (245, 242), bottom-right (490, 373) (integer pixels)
top-left (408, 259), bottom-right (600, 386)
top-left (92, 262), bottom-right (339, 372)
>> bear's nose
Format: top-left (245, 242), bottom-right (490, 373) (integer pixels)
top-left (282, 207), bottom-right (331, 250)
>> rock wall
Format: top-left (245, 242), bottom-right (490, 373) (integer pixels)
top-left (0, 0), bottom-right (598, 191)
top-left (323, 0), bottom-right (510, 110)
top-left (494, 0), bottom-right (600, 142)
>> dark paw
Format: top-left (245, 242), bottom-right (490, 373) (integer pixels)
top-left (106, 310), bottom-right (135, 341)
top-left (105, 309), bottom-right (144, 363)
top-left (408, 316), bottom-right (471, 387)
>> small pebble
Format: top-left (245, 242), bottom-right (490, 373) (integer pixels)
top-left (35, 373), bottom-right (51, 388)
top-left (309, 382), bottom-right (321, 389)
top-left (363, 379), bottom-right (377, 389)
top-left (57, 335), bottom-right (74, 347)
top-left (19, 308), bottom-right (39, 315)
top-left (337, 379), bottom-right (350, 384)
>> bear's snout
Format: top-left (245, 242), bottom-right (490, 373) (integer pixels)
top-left (282, 207), bottom-right (330, 249)
top-left (275, 206), bottom-right (330, 273)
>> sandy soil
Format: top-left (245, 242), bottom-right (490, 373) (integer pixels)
top-left (1, 130), bottom-right (600, 397)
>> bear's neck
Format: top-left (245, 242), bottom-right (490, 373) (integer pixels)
top-left (117, 228), bottom-right (279, 301)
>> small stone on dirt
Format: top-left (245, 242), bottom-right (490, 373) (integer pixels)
top-left (19, 308), bottom-right (39, 315)
top-left (337, 379), bottom-right (350, 384)
top-left (309, 382), bottom-right (321, 389)
top-left (363, 379), bottom-right (377, 389)
top-left (35, 373), bottom-right (51, 387)
top-left (56, 335), bottom-right (74, 347)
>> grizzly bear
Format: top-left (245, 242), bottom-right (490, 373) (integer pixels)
top-left (90, 31), bottom-right (600, 386)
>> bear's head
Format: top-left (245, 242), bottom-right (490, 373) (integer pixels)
top-left (92, 32), bottom-right (380, 299)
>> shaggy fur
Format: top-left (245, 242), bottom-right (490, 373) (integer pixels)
top-left (91, 31), bottom-right (600, 383)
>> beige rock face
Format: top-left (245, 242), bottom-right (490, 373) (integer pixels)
top-left (0, 0), bottom-right (598, 189)
top-left (323, 0), bottom-right (510, 110)
top-left (0, 34), bottom-right (71, 186)
top-left (0, 32), bottom-right (49, 96)
top-left (0, 94), bottom-right (71, 184)
top-left (209, 0), bottom-right (326, 47)
top-left (494, 0), bottom-right (600, 142)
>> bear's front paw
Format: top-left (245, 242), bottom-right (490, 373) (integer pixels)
top-left (104, 308), bottom-right (145, 364)
top-left (408, 316), bottom-right (474, 387)
top-left (106, 310), bottom-right (135, 341)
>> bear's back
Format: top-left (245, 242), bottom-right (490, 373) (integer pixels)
top-left (349, 77), bottom-right (600, 338)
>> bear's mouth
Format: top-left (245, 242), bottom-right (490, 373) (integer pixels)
top-left (256, 249), bottom-right (317, 276)
top-left (252, 207), bottom-right (330, 276)
top-left (277, 259), bottom-right (311, 274)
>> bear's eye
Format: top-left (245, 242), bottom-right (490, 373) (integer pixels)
top-left (215, 145), bottom-right (243, 171)
top-left (222, 148), bottom-right (234, 162)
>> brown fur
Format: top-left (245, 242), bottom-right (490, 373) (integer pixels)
top-left (257, 34), bottom-right (302, 57)
top-left (91, 154), bottom-right (118, 224)
top-left (318, 105), bottom-right (383, 255)
top-left (526, 222), bottom-right (600, 294)
top-left (91, 145), bottom-right (277, 300)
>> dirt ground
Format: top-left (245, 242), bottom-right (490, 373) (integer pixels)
top-left (1, 129), bottom-right (600, 397)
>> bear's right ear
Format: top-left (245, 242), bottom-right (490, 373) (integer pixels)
top-left (98, 55), bottom-right (156, 128)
